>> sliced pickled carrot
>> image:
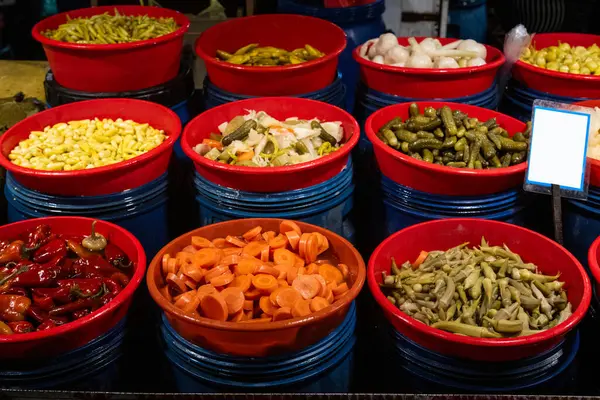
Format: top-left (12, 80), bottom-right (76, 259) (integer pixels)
top-left (226, 235), bottom-right (247, 248)
top-left (332, 282), bottom-right (349, 296)
top-left (286, 266), bottom-right (299, 285)
top-left (275, 287), bottom-right (302, 309)
top-left (337, 263), bottom-right (349, 279)
top-left (204, 265), bottom-right (229, 282)
top-left (324, 287), bottom-right (334, 304)
top-left (243, 299), bottom-right (254, 311)
top-left (183, 276), bottom-right (197, 290)
top-left (196, 284), bottom-right (218, 302)
top-left (273, 248), bottom-right (296, 268)
top-left (306, 263), bottom-right (318, 275)
top-left (315, 232), bottom-right (329, 255)
top-left (262, 231), bottom-right (277, 242)
top-left (160, 286), bottom-right (172, 302)
top-left (292, 275), bottom-right (320, 300)
top-left (291, 299), bottom-right (311, 318)
top-left (304, 233), bottom-right (319, 263)
top-left (270, 287), bottom-right (284, 306)
top-left (412, 250), bottom-right (429, 269)
top-left (191, 236), bottom-right (215, 249)
top-left (242, 241), bottom-right (268, 258)
top-left (310, 296), bottom-right (329, 312)
top-left (220, 287), bottom-right (245, 314)
top-left (162, 254), bottom-right (171, 275)
top-left (182, 294), bottom-right (202, 313)
top-left (167, 258), bottom-right (179, 275)
top-left (229, 274), bottom-right (252, 292)
top-left (200, 293), bottom-right (228, 321)
top-left (278, 279), bottom-right (289, 287)
top-left (298, 266), bottom-right (306, 275)
top-left (318, 264), bottom-right (344, 284)
top-left (234, 257), bottom-right (261, 275)
top-left (222, 247), bottom-right (243, 257)
top-left (166, 272), bottom-right (187, 294)
top-left (252, 274), bottom-right (278, 293)
top-left (260, 245), bottom-right (271, 262)
top-left (313, 274), bottom-right (327, 297)
top-left (210, 271), bottom-right (235, 287)
top-left (244, 288), bottom-right (262, 300)
top-left (294, 256), bottom-right (305, 269)
top-left (212, 237), bottom-right (232, 249)
top-left (245, 310), bottom-right (255, 320)
top-left (268, 234), bottom-right (288, 249)
top-left (259, 296), bottom-right (276, 315)
top-left (272, 306), bottom-right (293, 321)
top-left (298, 233), bottom-right (310, 259)
top-left (260, 313), bottom-right (271, 319)
top-left (192, 248), bottom-right (223, 269)
top-left (280, 220), bottom-right (302, 235)
top-left (174, 291), bottom-right (196, 310)
top-left (181, 245), bottom-right (198, 254)
top-left (255, 264), bottom-right (280, 277)
top-left (177, 251), bottom-right (194, 264)
top-left (230, 309), bottom-right (245, 322)
top-left (274, 265), bottom-right (288, 280)
top-left (237, 151), bottom-right (254, 162)
top-left (284, 231), bottom-right (301, 251)
top-left (242, 226), bottom-right (263, 241)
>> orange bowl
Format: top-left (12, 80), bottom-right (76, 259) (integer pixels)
top-left (146, 218), bottom-right (365, 357)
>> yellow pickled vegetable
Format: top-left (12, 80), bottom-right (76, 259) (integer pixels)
top-left (216, 44), bottom-right (325, 66)
top-left (8, 118), bottom-right (166, 171)
top-left (520, 42), bottom-right (600, 76)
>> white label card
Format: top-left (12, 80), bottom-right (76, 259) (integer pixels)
top-left (525, 103), bottom-right (591, 195)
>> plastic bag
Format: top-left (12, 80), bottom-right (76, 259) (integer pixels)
top-left (197, 0), bottom-right (227, 19)
top-left (497, 24), bottom-right (533, 100)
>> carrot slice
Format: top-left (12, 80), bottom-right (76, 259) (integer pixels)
top-left (314, 232), bottom-right (329, 255)
top-left (242, 226), bottom-right (263, 241)
top-left (313, 274), bottom-right (328, 297)
top-left (237, 151), bottom-right (254, 162)
top-left (243, 299), bottom-right (254, 311)
top-left (220, 287), bottom-right (245, 314)
top-left (270, 287), bottom-right (284, 306)
top-left (200, 293), bottom-right (228, 321)
top-left (181, 245), bottom-right (198, 254)
top-left (260, 313), bottom-right (271, 319)
top-left (278, 279), bottom-right (289, 287)
top-left (262, 231), bottom-right (277, 242)
top-left (174, 291), bottom-right (196, 310)
top-left (291, 299), bottom-right (312, 318)
top-left (229, 274), bottom-right (252, 292)
top-left (234, 257), bottom-right (261, 275)
top-left (183, 276), bottom-right (197, 290)
top-left (298, 233), bottom-right (310, 259)
top-left (292, 275), bottom-right (320, 300)
top-left (182, 294), bottom-right (202, 313)
top-left (273, 248), bottom-right (296, 269)
top-left (193, 248), bottom-right (223, 269)
top-left (242, 241), bottom-right (268, 258)
top-left (191, 236), bottom-right (215, 249)
top-left (244, 288), bottom-right (262, 300)
top-left (167, 258), bottom-right (179, 275)
top-left (230, 309), bottom-right (245, 322)
top-left (210, 271), bottom-right (235, 287)
top-left (298, 266), bottom-right (306, 275)
top-left (332, 282), bottom-right (349, 296)
top-left (196, 284), bottom-right (218, 302)
top-left (162, 254), bottom-right (171, 275)
top-left (412, 251), bottom-right (429, 269)
top-left (318, 264), bottom-right (344, 284)
top-left (304, 233), bottom-right (319, 263)
top-left (212, 238), bottom-right (232, 249)
top-left (268, 234), bottom-right (288, 249)
top-left (337, 263), bottom-right (349, 279)
top-left (177, 251), bottom-right (194, 264)
top-left (204, 265), bottom-right (230, 282)
top-left (222, 247), bottom-right (243, 257)
top-left (306, 263), bottom-right (318, 275)
top-left (203, 138), bottom-right (224, 150)
top-left (179, 263), bottom-right (204, 283)
top-left (273, 265), bottom-right (288, 280)
top-left (286, 266), bottom-right (299, 285)
top-left (161, 286), bottom-right (173, 302)
top-left (226, 235), bottom-right (247, 248)
top-left (284, 231), bottom-right (301, 251)
top-left (310, 296), bottom-right (330, 312)
top-left (252, 274), bottom-right (278, 293)
top-left (272, 307), bottom-right (293, 321)
top-left (259, 296), bottom-right (277, 315)
top-left (275, 287), bottom-right (302, 309)
top-left (324, 287), bottom-right (334, 304)
top-left (294, 256), bottom-right (305, 269)
top-left (166, 273), bottom-right (187, 294)
top-left (280, 220), bottom-right (302, 235)
top-left (254, 264), bottom-right (279, 278)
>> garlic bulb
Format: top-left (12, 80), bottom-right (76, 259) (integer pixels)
top-left (434, 57), bottom-right (460, 69)
top-left (384, 46), bottom-right (410, 65)
top-left (406, 53), bottom-right (433, 68)
top-left (458, 39), bottom-right (487, 59)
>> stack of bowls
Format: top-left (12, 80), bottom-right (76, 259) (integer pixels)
top-left (503, 33), bottom-right (600, 121)
top-left (0, 217), bottom-right (146, 390)
top-left (182, 97), bottom-right (359, 241)
top-left (0, 99), bottom-right (182, 258)
top-left (147, 219), bottom-right (365, 393)
top-left (368, 219), bottom-right (591, 393)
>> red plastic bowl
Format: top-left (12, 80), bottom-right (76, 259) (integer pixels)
top-left (0, 98), bottom-right (181, 196)
top-left (182, 97), bottom-right (359, 192)
top-left (0, 217), bottom-right (146, 360)
top-left (574, 100), bottom-right (600, 187)
top-left (368, 218), bottom-right (591, 362)
top-left (365, 101), bottom-right (527, 196)
top-left (513, 33), bottom-right (600, 98)
top-left (195, 14), bottom-right (346, 96)
top-left (32, 6), bottom-right (190, 93)
top-left (353, 37), bottom-right (505, 98)
top-left (588, 235), bottom-right (600, 294)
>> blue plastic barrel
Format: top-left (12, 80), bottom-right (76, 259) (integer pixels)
top-left (193, 161), bottom-right (355, 243)
top-left (277, 0), bottom-right (386, 111)
top-left (5, 172), bottom-right (169, 258)
top-left (160, 302), bottom-right (356, 393)
top-left (203, 74), bottom-right (346, 110)
top-left (380, 176), bottom-right (535, 237)
top-left (448, 0), bottom-right (488, 44)
top-left (0, 319), bottom-right (126, 390)
top-left (385, 323), bottom-right (579, 393)
top-left (501, 79), bottom-right (591, 122)
top-left (564, 185), bottom-right (600, 268)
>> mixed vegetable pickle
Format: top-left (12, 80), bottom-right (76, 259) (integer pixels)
top-left (160, 220), bottom-right (350, 322)
top-left (42, 11), bottom-right (180, 44)
top-left (216, 44), bottom-right (325, 66)
top-left (9, 118), bottom-right (167, 171)
top-left (520, 42), bottom-right (600, 75)
top-left (380, 238), bottom-right (572, 338)
top-left (377, 103), bottom-right (530, 169)
top-left (193, 110), bottom-right (343, 167)
top-left (0, 222), bottom-right (133, 334)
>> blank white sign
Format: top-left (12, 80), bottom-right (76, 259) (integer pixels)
top-left (526, 106), bottom-right (590, 191)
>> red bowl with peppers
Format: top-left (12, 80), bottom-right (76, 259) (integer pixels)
top-left (0, 217), bottom-right (145, 360)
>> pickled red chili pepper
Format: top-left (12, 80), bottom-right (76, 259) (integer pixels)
top-left (36, 320), bottom-right (56, 331)
top-left (33, 239), bottom-right (67, 264)
top-left (104, 243), bottom-right (131, 268)
top-left (25, 225), bottom-right (51, 250)
top-left (57, 278), bottom-right (103, 298)
top-left (0, 241), bottom-right (25, 264)
top-left (8, 321), bottom-right (33, 334)
top-left (0, 295), bottom-right (31, 322)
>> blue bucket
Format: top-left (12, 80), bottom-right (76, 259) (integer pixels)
top-left (385, 323), bottom-right (579, 393)
top-left (5, 172), bottom-right (169, 258)
top-left (277, 0), bottom-right (385, 112)
top-left (448, 0), bottom-right (487, 44)
top-left (564, 185), bottom-right (600, 268)
top-left (160, 302), bottom-right (356, 393)
top-left (203, 74), bottom-right (346, 110)
top-left (380, 176), bottom-right (533, 237)
top-left (501, 79), bottom-right (591, 122)
top-left (193, 161), bottom-right (355, 243)
top-left (0, 319), bottom-right (126, 390)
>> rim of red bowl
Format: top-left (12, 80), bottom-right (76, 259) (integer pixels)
top-left (367, 218), bottom-right (592, 348)
top-left (365, 101), bottom-right (528, 178)
top-left (588, 235), bottom-right (600, 287)
top-left (195, 14), bottom-right (347, 74)
top-left (0, 98), bottom-right (181, 180)
top-left (352, 41), bottom-right (506, 76)
top-left (0, 216), bottom-right (146, 344)
top-left (181, 97), bottom-right (359, 177)
top-left (31, 6), bottom-right (191, 51)
top-left (147, 218), bottom-right (366, 332)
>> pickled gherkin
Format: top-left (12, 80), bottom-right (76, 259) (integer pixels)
top-left (375, 103), bottom-right (530, 169)
top-left (216, 44), bottom-right (325, 66)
